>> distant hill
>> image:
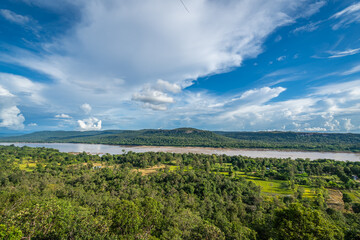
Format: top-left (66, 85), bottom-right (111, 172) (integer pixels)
top-left (215, 131), bottom-right (360, 152)
top-left (0, 128), bottom-right (238, 148)
top-left (1, 128), bottom-right (359, 152)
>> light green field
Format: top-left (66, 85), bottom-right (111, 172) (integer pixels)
top-left (246, 178), bottom-right (292, 195)
top-left (168, 165), bottom-right (193, 171)
top-left (212, 170), bottom-right (316, 197)
top-left (18, 162), bottom-right (37, 171)
top-left (169, 165), bottom-right (179, 171)
top-left (17, 158), bottom-right (39, 171)
top-left (342, 190), bottom-right (360, 203)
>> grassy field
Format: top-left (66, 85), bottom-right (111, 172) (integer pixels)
top-left (213, 170), bottom-right (317, 197)
top-left (342, 190), bottom-right (360, 203)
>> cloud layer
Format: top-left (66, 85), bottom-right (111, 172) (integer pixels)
top-left (0, 1), bottom-right (359, 132)
top-left (2, 0), bottom-right (312, 104)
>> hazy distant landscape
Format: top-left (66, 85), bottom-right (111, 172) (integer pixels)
top-left (2, 128), bottom-right (360, 152)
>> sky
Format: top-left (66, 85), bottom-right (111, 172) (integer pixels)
top-left (0, 0), bottom-right (360, 133)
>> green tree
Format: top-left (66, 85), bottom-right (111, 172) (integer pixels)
top-left (0, 224), bottom-right (22, 240)
top-left (273, 203), bottom-right (343, 240)
top-left (111, 200), bottom-right (141, 236)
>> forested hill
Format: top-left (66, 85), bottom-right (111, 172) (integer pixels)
top-left (1, 128), bottom-right (360, 152)
top-left (0, 128), bottom-right (237, 147)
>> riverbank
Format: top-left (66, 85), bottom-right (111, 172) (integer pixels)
top-left (1, 142), bottom-right (359, 161)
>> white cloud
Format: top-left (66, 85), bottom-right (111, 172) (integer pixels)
top-left (341, 64), bottom-right (360, 75)
top-left (312, 79), bottom-right (360, 97)
top-left (55, 113), bottom-right (72, 119)
top-left (0, 73), bottom-right (45, 105)
top-left (0, 0), bottom-right (317, 111)
top-left (239, 86), bottom-right (286, 104)
top-left (143, 103), bottom-right (168, 111)
top-left (0, 106), bottom-right (25, 130)
top-left (293, 21), bottom-right (322, 33)
top-left (300, 1), bottom-right (326, 18)
top-left (132, 89), bottom-right (174, 105)
top-left (80, 103), bottom-right (92, 114)
top-left (331, 2), bottom-right (360, 30)
top-left (27, 123), bottom-right (38, 127)
top-left (158, 79), bottom-right (360, 132)
top-left (77, 117), bottom-right (102, 131)
top-left (132, 79), bottom-right (182, 110)
top-left (155, 79), bottom-right (181, 94)
top-left (322, 112), bottom-right (340, 131)
top-left (327, 48), bottom-right (360, 58)
top-left (0, 85), bottom-right (25, 130)
top-left (304, 127), bottom-right (326, 131)
top-left (0, 85), bottom-right (14, 97)
top-left (277, 56), bottom-right (286, 61)
top-left (0, 0), bottom-right (345, 131)
top-left (132, 88), bottom-right (174, 111)
top-left (0, 9), bottom-right (30, 25)
top-left (343, 118), bottom-right (355, 131)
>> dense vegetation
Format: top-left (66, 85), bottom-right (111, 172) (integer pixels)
top-left (1, 145), bottom-right (360, 239)
top-left (1, 128), bottom-right (360, 152)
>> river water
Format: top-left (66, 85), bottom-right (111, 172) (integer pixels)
top-left (0, 142), bottom-right (359, 161)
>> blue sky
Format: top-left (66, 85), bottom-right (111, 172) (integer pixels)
top-left (0, 0), bottom-right (360, 133)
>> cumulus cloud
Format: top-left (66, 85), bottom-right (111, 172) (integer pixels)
top-left (154, 79), bottom-right (360, 132)
top-left (0, 9), bottom-right (30, 25)
top-left (80, 103), bottom-right (92, 114)
top-left (55, 113), bottom-right (72, 118)
top-left (0, 85), bottom-right (25, 130)
top-left (0, 106), bottom-right (25, 130)
top-left (132, 89), bottom-right (174, 111)
top-left (331, 2), bottom-right (360, 30)
top-left (343, 118), bottom-right (355, 131)
top-left (132, 79), bottom-right (182, 110)
top-left (77, 117), bottom-right (101, 131)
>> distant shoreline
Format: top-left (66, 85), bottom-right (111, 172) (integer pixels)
top-left (0, 140), bottom-right (358, 153)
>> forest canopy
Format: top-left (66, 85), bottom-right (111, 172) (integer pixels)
top-left (0, 145), bottom-right (359, 239)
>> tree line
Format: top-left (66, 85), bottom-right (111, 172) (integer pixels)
top-left (0, 145), bottom-right (359, 239)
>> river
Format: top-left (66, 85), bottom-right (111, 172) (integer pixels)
top-left (1, 142), bottom-right (359, 161)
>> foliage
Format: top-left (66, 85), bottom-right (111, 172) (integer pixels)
top-left (0, 145), bottom-right (359, 239)
top-left (274, 203), bottom-right (343, 240)
top-left (1, 128), bottom-right (359, 152)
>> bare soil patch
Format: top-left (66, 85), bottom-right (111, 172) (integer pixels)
top-left (327, 189), bottom-right (344, 211)
top-left (133, 165), bottom-right (166, 175)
